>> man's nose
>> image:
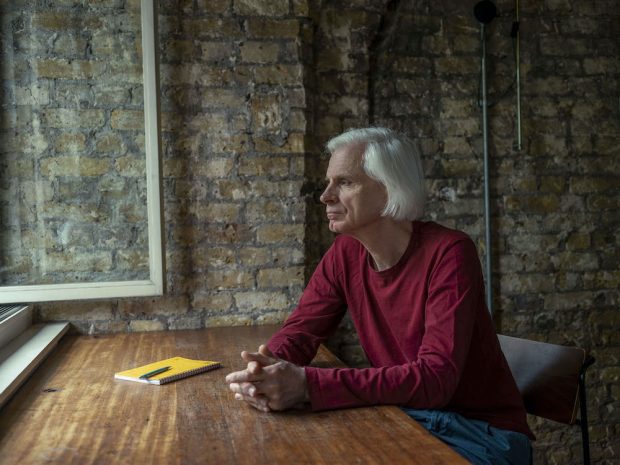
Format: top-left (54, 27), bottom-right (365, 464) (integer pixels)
top-left (320, 184), bottom-right (335, 204)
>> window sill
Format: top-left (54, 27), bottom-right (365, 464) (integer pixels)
top-left (0, 322), bottom-right (69, 408)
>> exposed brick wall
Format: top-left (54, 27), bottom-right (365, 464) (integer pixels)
top-left (6, 0), bottom-right (616, 463)
top-left (154, 0), bottom-right (309, 330)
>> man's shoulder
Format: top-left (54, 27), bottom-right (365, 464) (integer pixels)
top-left (416, 221), bottom-right (475, 250)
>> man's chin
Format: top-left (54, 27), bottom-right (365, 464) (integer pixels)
top-left (328, 220), bottom-right (342, 233)
top-left (329, 221), bottom-right (351, 235)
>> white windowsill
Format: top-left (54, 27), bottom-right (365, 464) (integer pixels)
top-left (0, 322), bottom-right (69, 408)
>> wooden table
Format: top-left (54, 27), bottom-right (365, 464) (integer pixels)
top-left (0, 325), bottom-right (468, 464)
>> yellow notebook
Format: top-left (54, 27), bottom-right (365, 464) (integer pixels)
top-left (114, 357), bottom-right (222, 385)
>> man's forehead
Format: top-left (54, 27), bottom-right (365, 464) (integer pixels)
top-left (330, 142), bottom-right (365, 157)
top-left (329, 144), bottom-right (365, 166)
top-left (327, 144), bottom-right (365, 172)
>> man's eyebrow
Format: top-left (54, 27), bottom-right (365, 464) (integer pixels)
top-left (325, 175), bottom-right (347, 182)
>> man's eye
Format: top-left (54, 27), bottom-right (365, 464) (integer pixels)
top-left (339, 180), bottom-right (351, 186)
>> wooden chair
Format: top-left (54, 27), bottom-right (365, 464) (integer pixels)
top-left (497, 334), bottom-right (596, 465)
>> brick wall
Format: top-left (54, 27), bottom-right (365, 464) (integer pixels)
top-left (5, 0), bottom-right (617, 463)
top-left (152, 0), bottom-right (309, 330)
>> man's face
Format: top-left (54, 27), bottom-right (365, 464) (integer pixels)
top-left (320, 144), bottom-right (388, 236)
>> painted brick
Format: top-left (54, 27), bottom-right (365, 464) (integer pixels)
top-left (191, 203), bottom-right (241, 222)
top-left (256, 224), bottom-right (304, 244)
top-left (257, 266), bottom-right (304, 288)
top-left (206, 269), bottom-right (254, 289)
top-left (194, 0), bottom-right (230, 14)
top-left (35, 59), bottom-right (107, 80)
top-left (97, 135), bottom-right (126, 155)
top-left (32, 11), bottom-right (103, 30)
top-left (129, 320), bottom-right (166, 332)
top-left (42, 109), bottom-right (106, 129)
top-left (114, 156), bottom-right (145, 177)
top-left (238, 247), bottom-right (271, 266)
top-left (234, 0), bottom-right (289, 16)
top-left (238, 157), bottom-right (289, 177)
top-left (254, 64), bottom-right (303, 85)
top-left (54, 133), bottom-right (87, 154)
top-left (192, 292), bottom-right (234, 311)
top-left (254, 133), bottom-right (305, 153)
top-left (110, 110), bottom-right (144, 130)
top-left (40, 156), bottom-right (111, 177)
top-left (245, 18), bottom-right (300, 38)
top-left (37, 302), bottom-right (114, 321)
top-left (234, 291), bottom-right (289, 311)
top-left (182, 18), bottom-right (243, 39)
top-left (240, 41), bottom-right (281, 63)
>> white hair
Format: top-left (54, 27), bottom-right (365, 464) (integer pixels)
top-left (326, 127), bottom-right (426, 221)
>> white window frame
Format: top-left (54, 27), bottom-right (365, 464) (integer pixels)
top-left (0, 305), bottom-right (69, 408)
top-left (0, 0), bottom-right (164, 305)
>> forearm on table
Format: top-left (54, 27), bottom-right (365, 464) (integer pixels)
top-left (304, 360), bottom-right (461, 412)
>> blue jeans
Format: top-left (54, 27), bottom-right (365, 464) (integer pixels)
top-left (402, 408), bottom-right (532, 465)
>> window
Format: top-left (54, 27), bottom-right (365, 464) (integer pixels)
top-left (0, 0), bottom-right (164, 304)
top-left (0, 0), bottom-right (162, 407)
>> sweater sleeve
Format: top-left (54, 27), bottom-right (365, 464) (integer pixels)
top-left (304, 238), bottom-right (481, 411)
top-left (266, 244), bottom-right (347, 366)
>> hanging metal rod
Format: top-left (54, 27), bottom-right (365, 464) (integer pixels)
top-left (474, 0), bottom-right (497, 315)
top-left (512, 0), bottom-right (523, 151)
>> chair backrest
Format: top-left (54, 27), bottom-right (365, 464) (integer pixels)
top-left (497, 334), bottom-right (587, 425)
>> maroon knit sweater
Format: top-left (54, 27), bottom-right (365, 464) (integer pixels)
top-left (267, 221), bottom-right (534, 439)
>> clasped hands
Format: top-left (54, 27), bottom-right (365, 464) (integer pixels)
top-left (225, 344), bottom-right (310, 412)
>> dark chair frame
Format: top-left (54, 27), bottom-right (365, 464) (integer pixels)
top-left (576, 354), bottom-right (596, 465)
top-left (497, 335), bottom-right (595, 465)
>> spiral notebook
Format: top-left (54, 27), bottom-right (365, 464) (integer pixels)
top-left (114, 356), bottom-right (222, 385)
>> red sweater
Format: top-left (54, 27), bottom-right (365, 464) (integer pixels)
top-left (267, 221), bottom-right (534, 439)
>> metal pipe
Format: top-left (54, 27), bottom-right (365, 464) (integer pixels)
top-left (474, 0), bottom-right (496, 314)
top-left (480, 23), bottom-right (493, 314)
top-left (514, 0), bottom-right (522, 150)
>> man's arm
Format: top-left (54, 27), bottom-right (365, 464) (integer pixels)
top-left (232, 238), bottom-right (481, 413)
top-left (226, 243), bottom-right (346, 411)
top-left (301, 238), bottom-right (481, 411)
top-left (266, 243), bottom-right (348, 365)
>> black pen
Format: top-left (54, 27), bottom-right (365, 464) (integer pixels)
top-left (139, 366), bottom-right (172, 379)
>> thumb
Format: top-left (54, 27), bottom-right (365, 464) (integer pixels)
top-left (241, 349), bottom-right (276, 367)
top-left (246, 344), bottom-right (275, 375)
top-left (259, 344), bottom-right (275, 358)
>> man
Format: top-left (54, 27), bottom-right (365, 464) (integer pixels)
top-left (226, 128), bottom-right (534, 464)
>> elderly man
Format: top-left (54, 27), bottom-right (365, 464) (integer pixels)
top-left (226, 128), bottom-right (534, 465)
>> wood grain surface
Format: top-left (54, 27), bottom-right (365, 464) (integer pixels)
top-left (0, 325), bottom-right (468, 465)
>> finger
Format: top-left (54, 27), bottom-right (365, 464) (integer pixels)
top-left (235, 393), bottom-right (271, 412)
top-left (225, 369), bottom-right (263, 384)
top-left (229, 382), bottom-right (259, 397)
top-left (247, 360), bottom-right (262, 375)
top-left (259, 344), bottom-right (274, 358)
top-left (241, 350), bottom-right (276, 367)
